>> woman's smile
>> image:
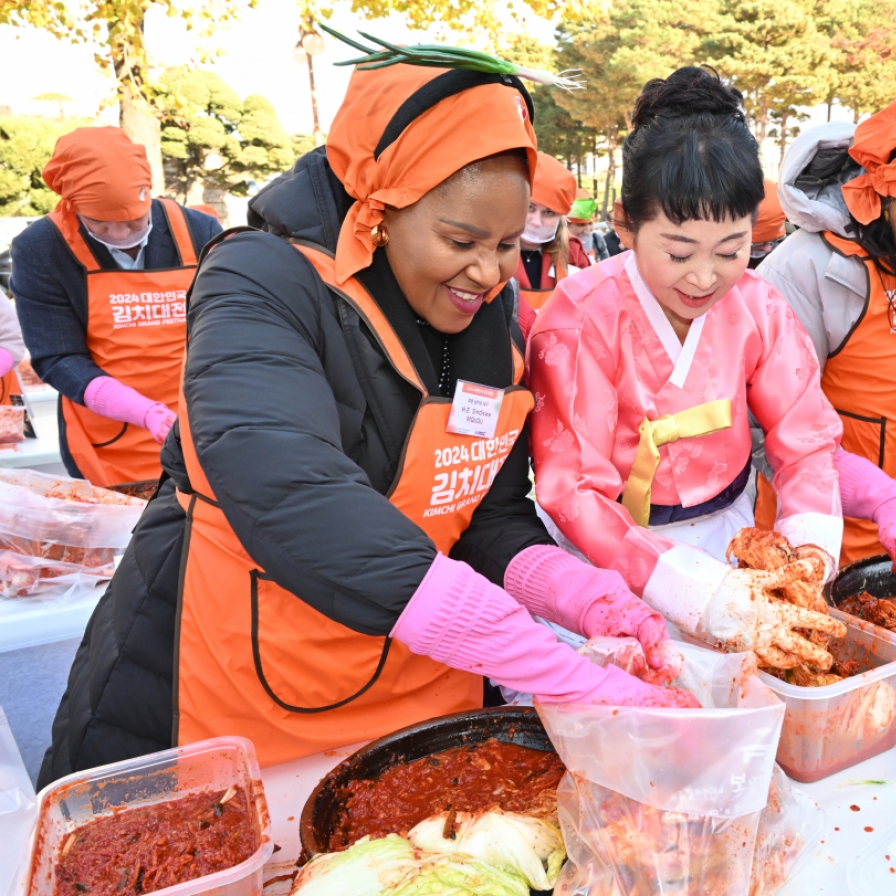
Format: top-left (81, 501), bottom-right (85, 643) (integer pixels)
top-left (444, 284), bottom-right (485, 315)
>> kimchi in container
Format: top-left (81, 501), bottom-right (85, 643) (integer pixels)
top-left (25, 736), bottom-right (272, 896)
top-left (759, 608), bottom-right (896, 783)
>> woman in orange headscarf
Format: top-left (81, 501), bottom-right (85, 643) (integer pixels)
top-left (10, 127), bottom-right (220, 486)
top-left (515, 151), bottom-right (590, 338)
top-left (747, 179), bottom-right (786, 268)
top-left (759, 101), bottom-right (896, 565)
top-left (40, 41), bottom-right (693, 786)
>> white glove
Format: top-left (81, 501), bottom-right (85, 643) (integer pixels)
top-left (701, 561), bottom-right (847, 669)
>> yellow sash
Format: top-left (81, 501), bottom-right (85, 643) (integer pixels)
top-left (621, 399), bottom-right (733, 527)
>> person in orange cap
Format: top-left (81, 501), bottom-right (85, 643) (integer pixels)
top-left (747, 179), bottom-right (786, 268)
top-left (39, 40), bottom-right (694, 786)
top-left (758, 102), bottom-right (896, 565)
top-left (10, 127), bottom-right (220, 486)
top-left (515, 151), bottom-right (591, 337)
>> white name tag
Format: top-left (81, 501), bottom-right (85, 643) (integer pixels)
top-left (446, 380), bottom-right (505, 439)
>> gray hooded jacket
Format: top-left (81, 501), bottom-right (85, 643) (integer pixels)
top-left (757, 122), bottom-right (867, 370)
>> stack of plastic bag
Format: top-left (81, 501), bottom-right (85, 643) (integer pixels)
top-left (540, 638), bottom-right (822, 896)
top-left (0, 469), bottom-right (146, 601)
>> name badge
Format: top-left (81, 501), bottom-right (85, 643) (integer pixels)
top-left (446, 380), bottom-right (505, 439)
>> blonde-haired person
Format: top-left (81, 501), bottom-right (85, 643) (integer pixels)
top-left (516, 152), bottom-right (590, 339)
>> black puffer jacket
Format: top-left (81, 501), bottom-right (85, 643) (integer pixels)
top-left (39, 148), bottom-right (553, 787)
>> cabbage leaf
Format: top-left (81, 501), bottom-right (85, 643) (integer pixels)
top-left (291, 833), bottom-right (529, 896)
top-left (408, 809), bottom-right (566, 891)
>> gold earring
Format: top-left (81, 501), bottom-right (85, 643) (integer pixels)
top-left (370, 224), bottom-right (389, 247)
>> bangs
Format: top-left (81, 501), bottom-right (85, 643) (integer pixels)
top-left (622, 113), bottom-right (765, 229)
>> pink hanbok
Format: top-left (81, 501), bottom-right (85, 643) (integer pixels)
top-left (528, 250), bottom-right (843, 636)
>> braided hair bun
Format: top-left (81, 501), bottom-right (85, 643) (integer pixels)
top-left (620, 66), bottom-right (764, 229)
top-left (632, 66), bottom-right (746, 130)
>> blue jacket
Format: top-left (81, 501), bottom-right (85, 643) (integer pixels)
top-left (10, 201), bottom-right (220, 476)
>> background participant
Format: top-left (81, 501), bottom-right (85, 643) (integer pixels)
top-left (529, 67), bottom-right (843, 669)
top-left (516, 151), bottom-right (589, 339)
top-left (568, 188), bottom-right (609, 262)
top-left (0, 291), bottom-right (25, 405)
top-left (748, 179), bottom-right (786, 268)
top-left (39, 54), bottom-right (694, 787)
top-left (758, 102), bottom-right (896, 564)
top-left (10, 127), bottom-right (221, 486)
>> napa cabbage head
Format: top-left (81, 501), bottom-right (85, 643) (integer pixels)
top-left (291, 833), bottom-right (529, 896)
top-left (408, 809), bottom-right (566, 891)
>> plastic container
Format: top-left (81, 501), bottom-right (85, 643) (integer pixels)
top-left (25, 736), bottom-right (273, 896)
top-left (759, 608), bottom-right (896, 783)
top-left (847, 819), bottom-right (896, 895)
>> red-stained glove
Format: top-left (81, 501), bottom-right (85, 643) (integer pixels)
top-left (836, 450), bottom-right (896, 565)
top-left (504, 544), bottom-right (683, 685)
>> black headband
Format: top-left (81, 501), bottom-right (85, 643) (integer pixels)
top-left (373, 69), bottom-right (535, 162)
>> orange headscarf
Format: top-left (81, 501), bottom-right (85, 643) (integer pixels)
top-left (327, 65), bottom-right (537, 285)
top-left (43, 127), bottom-right (152, 241)
top-left (530, 151), bottom-right (576, 217)
top-left (752, 180), bottom-right (786, 242)
top-left (842, 100), bottom-right (896, 226)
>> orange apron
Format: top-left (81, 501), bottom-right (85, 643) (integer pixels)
top-left (173, 241), bottom-right (533, 766)
top-left (48, 199), bottom-right (197, 486)
top-left (0, 369), bottom-right (15, 405)
top-left (516, 251), bottom-right (568, 311)
top-left (754, 232), bottom-right (896, 564)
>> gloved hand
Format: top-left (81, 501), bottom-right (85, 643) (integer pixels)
top-left (702, 561), bottom-right (847, 670)
top-left (0, 347), bottom-right (15, 378)
top-left (836, 449), bottom-right (896, 564)
top-left (505, 544), bottom-right (681, 685)
top-left (84, 375), bottom-right (174, 443)
top-left (143, 403), bottom-right (177, 444)
top-left (394, 553), bottom-right (700, 709)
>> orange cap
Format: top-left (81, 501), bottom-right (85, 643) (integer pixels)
top-left (752, 180), bottom-right (786, 242)
top-left (189, 203), bottom-right (220, 221)
top-left (530, 152), bottom-right (576, 216)
top-left (842, 100), bottom-right (896, 225)
top-left (327, 65), bottom-right (537, 285)
top-left (43, 127), bottom-right (152, 241)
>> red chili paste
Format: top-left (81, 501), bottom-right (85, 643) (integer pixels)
top-left (54, 787), bottom-right (257, 896)
top-left (329, 738), bottom-right (564, 851)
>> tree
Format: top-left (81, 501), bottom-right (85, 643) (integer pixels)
top-left (551, 0), bottom-right (715, 217)
top-left (700, 0), bottom-right (833, 144)
top-left (815, 0), bottom-right (896, 123)
top-left (158, 69), bottom-right (293, 204)
top-left (1, 0), bottom-right (260, 194)
top-left (0, 116), bottom-right (94, 216)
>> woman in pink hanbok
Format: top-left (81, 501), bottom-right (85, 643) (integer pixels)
top-left (528, 67), bottom-right (844, 664)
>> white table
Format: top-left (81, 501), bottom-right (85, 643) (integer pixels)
top-left (0, 584), bottom-right (105, 654)
top-left (5, 731), bottom-right (895, 895)
top-left (0, 387), bottom-right (66, 473)
top-left (254, 746), bottom-right (896, 896)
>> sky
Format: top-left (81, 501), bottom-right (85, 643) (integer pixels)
top-left (0, 1), bottom-right (554, 134)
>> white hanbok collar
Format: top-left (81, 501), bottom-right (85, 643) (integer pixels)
top-left (624, 251), bottom-right (706, 390)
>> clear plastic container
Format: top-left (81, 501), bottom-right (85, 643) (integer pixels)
top-left (25, 736), bottom-right (273, 896)
top-left (847, 819), bottom-right (896, 895)
top-left (759, 608), bottom-right (896, 783)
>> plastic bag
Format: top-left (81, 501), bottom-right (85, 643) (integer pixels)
top-left (0, 469), bottom-right (146, 601)
top-left (0, 707), bottom-right (37, 896)
top-left (539, 640), bottom-right (794, 896)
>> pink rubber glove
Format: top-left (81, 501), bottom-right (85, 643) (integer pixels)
top-left (84, 376), bottom-right (175, 444)
top-left (393, 553), bottom-right (700, 709)
top-left (505, 545), bottom-right (682, 685)
top-left (0, 348), bottom-right (15, 378)
top-left (836, 449), bottom-right (896, 563)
